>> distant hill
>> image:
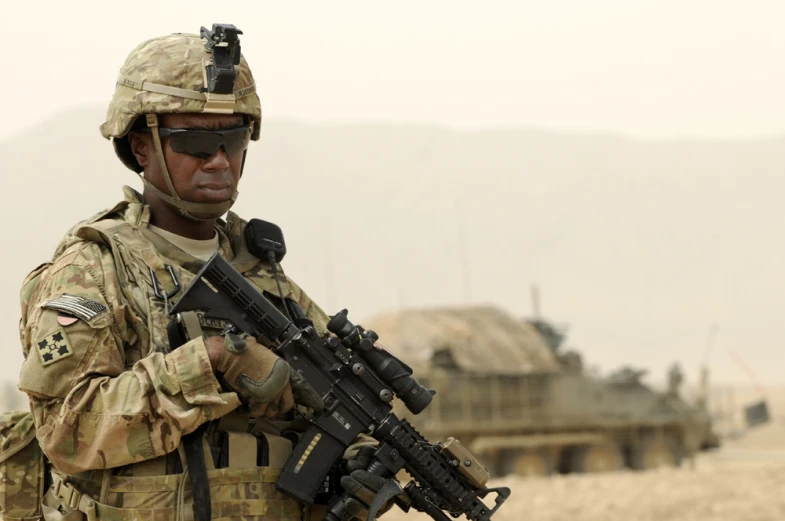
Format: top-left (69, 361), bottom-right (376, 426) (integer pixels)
top-left (1, 107), bottom-right (784, 392)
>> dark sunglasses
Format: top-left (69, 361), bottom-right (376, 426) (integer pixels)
top-left (140, 126), bottom-right (252, 159)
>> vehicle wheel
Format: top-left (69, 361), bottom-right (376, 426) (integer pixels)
top-left (631, 434), bottom-right (683, 470)
top-left (502, 449), bottom-right (554, 477)
top-left (570, 442), bottom-right (624, 473)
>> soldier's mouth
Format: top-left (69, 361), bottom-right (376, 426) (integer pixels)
top-left (198, 184), bottom-right (233, 200)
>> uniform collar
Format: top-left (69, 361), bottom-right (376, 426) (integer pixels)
top-left (121, 186), bottom-right (261, 273)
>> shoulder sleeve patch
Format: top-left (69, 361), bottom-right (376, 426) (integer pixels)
top-left (42, 294), bottom-right (108, 322)
top-left (35, 328), bottom-right (74, 366)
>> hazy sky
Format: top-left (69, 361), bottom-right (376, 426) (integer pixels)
top-left (1, 1), bottom-right (784, 394)
top-left (3, 0), bottom-right (784, 140)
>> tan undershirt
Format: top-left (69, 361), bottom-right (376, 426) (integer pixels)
top-left (148, 224), bottom-right (220, 261)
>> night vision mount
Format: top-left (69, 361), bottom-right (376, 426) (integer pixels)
top-left (199, 23), bottom-right (243, 94)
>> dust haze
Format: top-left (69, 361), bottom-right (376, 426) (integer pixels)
top-left (2, 1), bottom-right (785, 140)
top-left (384, 385), bottom-right (785, 521)
top-left (1, 108), bottom-right (783, 399)
top-left (2, 4), bottom-right (785, 519)
top-left (2, 4), bottom-right (784, 409)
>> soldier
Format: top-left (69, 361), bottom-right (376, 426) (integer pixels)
top-left (15, 25), bottom-right (398, 521)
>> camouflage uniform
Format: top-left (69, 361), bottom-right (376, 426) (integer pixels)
top-left (10, 28), bottom-right (337, 521)
top-left (1, 410), bottom-right (45, 520)
top-left (16, 187), bottom-right (331, 521)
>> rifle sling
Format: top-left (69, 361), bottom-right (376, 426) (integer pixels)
top-left (183, 426), bottom-right (211, 521)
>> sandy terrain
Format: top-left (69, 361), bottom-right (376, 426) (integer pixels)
top-left (4, 384), bottom-right (784, 520)
top-left (385, 420), bottom-right (785, 521)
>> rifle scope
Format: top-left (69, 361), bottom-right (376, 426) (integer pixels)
top-left (327, 309), bottom-right (433, 415)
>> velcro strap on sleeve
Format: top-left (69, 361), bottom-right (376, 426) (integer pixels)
top-left (168, 337), bottom-right (234, 407)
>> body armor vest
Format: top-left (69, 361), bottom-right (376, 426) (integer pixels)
top-left (21, 194), bottom-right (321, 521)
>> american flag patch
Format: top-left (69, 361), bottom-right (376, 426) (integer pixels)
top-left (43, 294), bottom-right (108, 321)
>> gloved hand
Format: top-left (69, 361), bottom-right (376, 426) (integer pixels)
top-left (340, 446), bottom-right (410, 520)
top-left (210, 334), bottom-right (324, 417)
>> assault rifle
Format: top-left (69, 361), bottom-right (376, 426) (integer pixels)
top-left (170, 253), bottom-right (510, 521)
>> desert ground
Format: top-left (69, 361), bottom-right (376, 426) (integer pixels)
top-left (385, 410), bottom-right (785, 521)
top-left (4, 384), bottom-right (784, 520)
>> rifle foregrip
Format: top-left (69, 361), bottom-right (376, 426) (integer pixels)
top-left (407, 485), bottom-right (453, 521)
top-left (275, 424), bottom-right (346, 505)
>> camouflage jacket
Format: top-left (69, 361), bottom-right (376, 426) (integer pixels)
top-left (17, 187), bottom-right (330, 476)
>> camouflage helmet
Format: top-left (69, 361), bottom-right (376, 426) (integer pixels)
top-left (101, 25), bottom-right (261, 219)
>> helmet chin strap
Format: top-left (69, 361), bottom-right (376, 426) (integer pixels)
top-left (139, 114), bottom-right (238, 222)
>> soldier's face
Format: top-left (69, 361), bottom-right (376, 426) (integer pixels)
top-left (132, 113), bottom-right (246, 206)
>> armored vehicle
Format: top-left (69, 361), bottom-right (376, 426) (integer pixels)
top-left (364, 305), bottom-right (718, 477)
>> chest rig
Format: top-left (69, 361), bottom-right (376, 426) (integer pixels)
top-left (44, 200), bottom-right (314, 521)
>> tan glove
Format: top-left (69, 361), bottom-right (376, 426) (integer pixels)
top-left (214, 334), bottom-right (324, 417)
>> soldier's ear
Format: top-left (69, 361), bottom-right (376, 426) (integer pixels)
top-left (128, 132), bottom-right (152, 170)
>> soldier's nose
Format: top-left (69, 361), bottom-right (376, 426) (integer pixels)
top-left (202, 148), bottom-right (231, 172)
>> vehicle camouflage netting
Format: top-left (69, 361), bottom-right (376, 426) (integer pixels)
top-left (363, 305), bottom-right (559, 375)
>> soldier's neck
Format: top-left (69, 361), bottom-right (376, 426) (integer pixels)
top-left (146, 196), bottom-right (217, 240)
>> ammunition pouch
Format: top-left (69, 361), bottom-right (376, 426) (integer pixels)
top-left (0, 411), bottom-right (46, 521)
top-left (41, 432), bottom-right (305, 521)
